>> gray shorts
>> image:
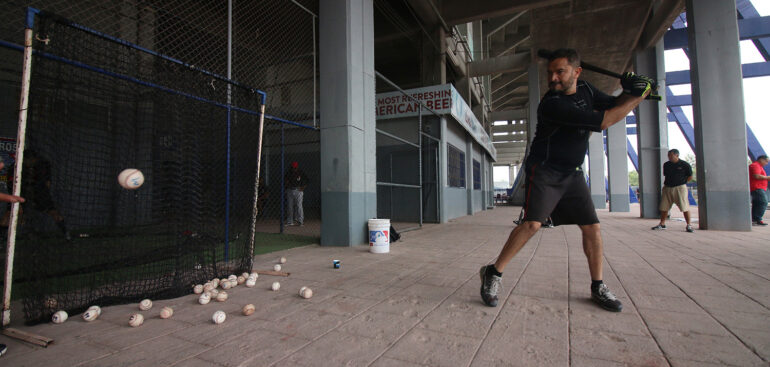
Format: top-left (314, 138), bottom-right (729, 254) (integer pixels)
top-left (522, 163), bottom-right (599, 226)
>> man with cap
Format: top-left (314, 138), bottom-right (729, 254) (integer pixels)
top-left (285, 161), bottom-right (309, 226)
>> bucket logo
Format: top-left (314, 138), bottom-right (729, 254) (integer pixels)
top-left (369, 230), bottom-right (388, 246)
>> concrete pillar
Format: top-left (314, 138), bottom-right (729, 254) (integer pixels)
top-left (509, 62), bottom-right (539, 205)
top-left (472, 21), bottom-right (483, 61)
top-left (607, 120), bottom-right (630, 211)
top-left (526, 62), bottom-right (539, 146)
top-left (466, 136), bottom-right (473, 215)
top-left (508, 164), bottom-right (515, 185)
top-left (421, 27), bottom-right (446, 86)
top-left (588, 132), bottom-right (606, 209)
top-left (439, 116), bottom-right (449, 223)
top-left (686, 0), bottom-right (751, 230)
top-left (319, 0), bottom-right (376, 246)
top-left (634, 41), bottom-right (668, 219)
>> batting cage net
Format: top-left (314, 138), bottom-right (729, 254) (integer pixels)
top-left (0, 0), bottom-right (319, 324)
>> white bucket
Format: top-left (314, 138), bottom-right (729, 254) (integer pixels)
top-left (368, 218), bottom-right (390, 254)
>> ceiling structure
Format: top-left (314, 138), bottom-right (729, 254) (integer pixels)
top-left (374, 0), bottom-right (685, 166)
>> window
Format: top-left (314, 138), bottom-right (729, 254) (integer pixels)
top-left (473, 160), bottom-right (481, 190)
top-left (447, 144), bottom-right (465, 188)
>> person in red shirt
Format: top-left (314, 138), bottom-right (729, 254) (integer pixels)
top-left (749, 155), bottom-right (770, 226)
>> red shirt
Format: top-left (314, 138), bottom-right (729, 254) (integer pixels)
top-left (749, 161), bottom-right (767, 191)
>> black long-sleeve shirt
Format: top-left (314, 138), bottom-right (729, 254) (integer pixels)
top-left (526, 80), bottom-right (616, 171)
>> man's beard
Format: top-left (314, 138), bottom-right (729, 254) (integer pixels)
top-left (549, 75), bottom-right (575, 93)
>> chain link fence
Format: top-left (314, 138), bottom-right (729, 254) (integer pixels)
top-left (0, 0), bottom-right (319, 324)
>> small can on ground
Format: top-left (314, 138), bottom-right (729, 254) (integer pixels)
top-left (333, 260), bottom-right (340, 269)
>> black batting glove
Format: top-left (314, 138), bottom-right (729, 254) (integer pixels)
top-left (622, 73), bottom-right (654, 97)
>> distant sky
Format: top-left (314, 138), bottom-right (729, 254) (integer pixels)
top-left (494, 1), bottom-right (770, 187)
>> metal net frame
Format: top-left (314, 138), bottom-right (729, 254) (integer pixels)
top-left (0, 0), bottom-right (319, 325)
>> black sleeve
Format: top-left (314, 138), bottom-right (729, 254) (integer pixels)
top-left (590, 86), bottom-right (617, 111)
top-left (539, 95), bottom-right (605, 132)
top-left (685, 162), bottom-right (693, 177)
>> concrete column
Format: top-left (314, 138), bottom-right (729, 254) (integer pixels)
top-left (588, 132), bottom-right (606, 209)
top-left (607, 120), bottom-right (630, 211)
top-left (526, 62), bottom-right (539, 145)
top-left (472, 21), bottom-right (483, 61)
top-left (319, 0), bottom-right (376, 246)
top-left (421, 27), bottom-right (446, 86)
top-left (510, 62), bottom-right (539, 206)
top-left (686, 0), bottom-right (751, 230)
top-left (439, 116), bottom-right (449, 223)
top-left (466, 136), bottom-right (473, 215)
top-left (634, 41), bottom-right (668, 219)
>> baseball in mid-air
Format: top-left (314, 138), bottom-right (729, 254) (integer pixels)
top-left (139, 299), bottom-right (153, 311)
top-left (271, 281), bottom-right (280, 291)
top-left (52, 310), bottom-right (68, 324)
top-left (160, 306), bottom-right (174, 319)
top-left (118, 168), bottom-right (144, 190)
top-left (273, 264), bottom-right (282, 272)
top-left (242, 304), bottom-right (255, 316)
top-left (128, 313), bottom-right (144, 327)
top-left (212, 310), bottom-right (226, 324)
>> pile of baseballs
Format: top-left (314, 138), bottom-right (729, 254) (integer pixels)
top-left (245, 272), bottom-right (258, 287)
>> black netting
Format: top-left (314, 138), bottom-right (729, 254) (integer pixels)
top-left (0, 1), bottom-right (320, 324)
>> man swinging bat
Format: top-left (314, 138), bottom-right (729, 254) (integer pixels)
top-left (480, 48), bottom-right (655, 312)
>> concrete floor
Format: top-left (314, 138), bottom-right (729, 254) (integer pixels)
top-left (1, 205), bottom-right (768, 366)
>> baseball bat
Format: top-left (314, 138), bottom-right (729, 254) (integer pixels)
top-left (536, 49), bottom-right (661, 101)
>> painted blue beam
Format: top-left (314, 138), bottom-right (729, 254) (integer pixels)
top-left (747, 124), bottom-right (767, 162)
top-left (665, 16), bottom-right (770, 50)
top-left (666, 87), bottom-right (696, 151)
top-left (626, 136), bottom-right (639, 171)
top-left (666, 61), bottom-right (770, 85)
top-left (737, 0), bottom-right (770, 61)
top-left (667, 94), bottom-right (692, 107)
